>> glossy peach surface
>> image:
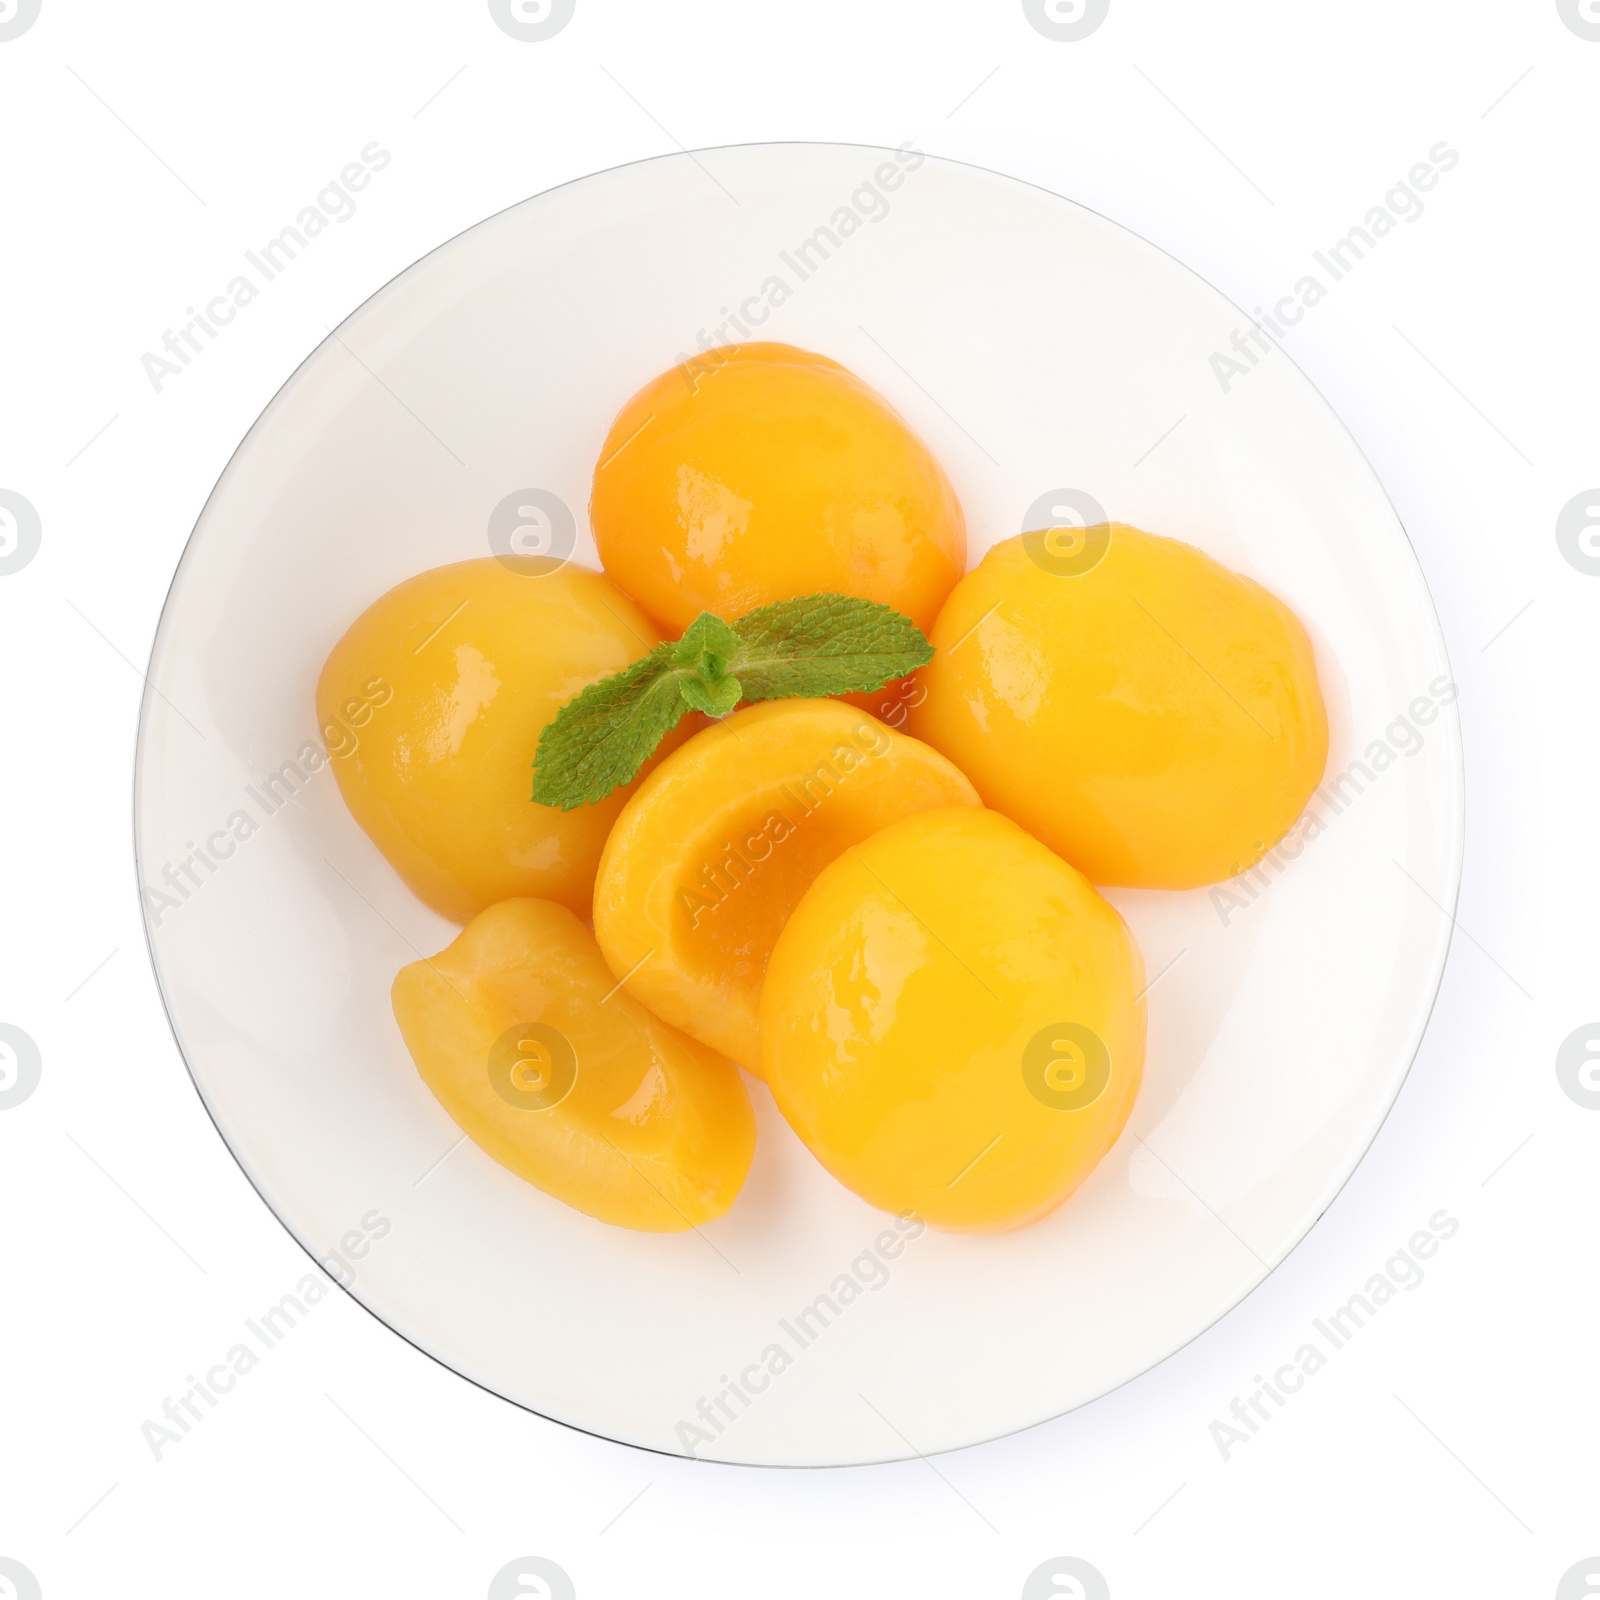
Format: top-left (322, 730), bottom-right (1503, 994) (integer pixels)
top-left (593, 698), bottom-right (979, 1071)
top-left (392, 897), bottom-right (754, 1230)
top-left (761, 807), bottom-right (1146, 1232)
top-left (317, 559), bottom-right (669, 922)
top-left (589, 342), bottom-right (966, 633)
top-left (909, 525), bottom-right (1329, 888)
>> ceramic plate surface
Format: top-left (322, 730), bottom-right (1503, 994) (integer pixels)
top-left (135, 143), bottom-right (1463, 1466)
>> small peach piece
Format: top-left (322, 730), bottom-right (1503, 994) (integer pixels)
top-left (392, 898), bottom-right (754, 1231)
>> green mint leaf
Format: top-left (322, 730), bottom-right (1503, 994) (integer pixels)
top-left (671, 611), bottom-right (744, 673)
top-left (730, 593), bottom-right (934, 701)
top-left (532, 646), bottom-right (689, 811)
top-left (665, 608), bottom-right (739, 716)
top-left (679, 672), bottom-right (743, 717)
top-left (531, 593), bottom-right (938, 810)
top-left (670, 612), bottom-right (745, 715)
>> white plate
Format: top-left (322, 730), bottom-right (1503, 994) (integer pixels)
top-left (135, 142), bottom-right (1463, 1466)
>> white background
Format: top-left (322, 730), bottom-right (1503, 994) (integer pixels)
top-left (0, 2), bottom-right (1594, 1596)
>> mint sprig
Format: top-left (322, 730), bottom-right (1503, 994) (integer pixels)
top-left (532, 593), bottom-right (934, 810)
